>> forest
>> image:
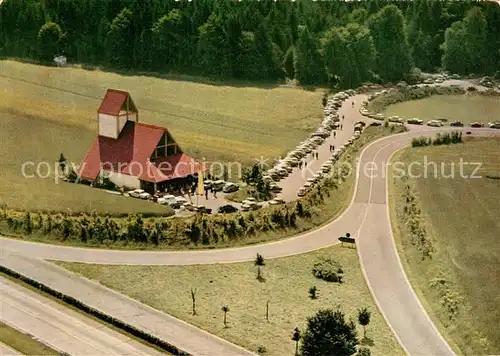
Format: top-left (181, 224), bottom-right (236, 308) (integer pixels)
top-left (0, 0), bottom-right (499, 87)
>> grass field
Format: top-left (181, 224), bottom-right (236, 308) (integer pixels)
top-left (0, 113), bottom-right (172, 215)
top-left (0, 125), bottom-right (400, 248)
top-left (0, 60), bottom-right (323, 163)
top-left (389, 137), bottom-right (500, 355)
top-left (0, 322), bottom-right (60, 355)
top-left (55, 245), bottom-right (404, 356)
top-left (383, 95), bottom-right (500, 124)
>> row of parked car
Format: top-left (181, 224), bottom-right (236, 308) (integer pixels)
top-left (263, 90), bottom-right (356, 192)
top-left (360, 90), bottom-right (500, 129)
top-left (297, 128), bottom-right (363, 197)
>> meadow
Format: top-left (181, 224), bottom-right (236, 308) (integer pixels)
top-left (0, 60), bottom-right (323, 164)
top-left (0, 113), bottom-right (172, 215)
top-left (383, 95), bottom-right (500, 125)
top-left (0, 322), bottom-right (60, 355)
top-left (0, 125), bottom-right (400, 247)
top-left (55, 245), bottom-right (403, 356)
top-left (389, 137), bottom-right (500, 355)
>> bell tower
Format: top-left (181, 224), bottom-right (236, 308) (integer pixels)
top-left (97, 89), bottom-right (138, 139)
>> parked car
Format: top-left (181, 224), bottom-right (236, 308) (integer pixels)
top-left (212, 180), bottom-right (226, 191)
top-left (489, 122), bottom-right (500, 129)
top-left (450, 121), bottom-right (464, 127)
top-left (370, 121), bottom-right (382, 127)
top-left (175, 196), bottom-right (187, 205)
top-left (129, 189), bottom-right (146, 198)
top-left (269, 198), bottom-right (285, 205)
top-left (222, 182), bottom-right (239, 193)
top-left (218, 204), bottom-right (238, 214)
top-left (297, 187), bottom-right (307, 197)
top-left (470, 122), bottom-right (484, 128)
top-left (242, 198), bottom-right (257, 207)
top-left (388, 116), bottom-right (403, 123)
top-left (269, 183), bottom-right (282, 192)
top-left (195, 205), bottom-right (212, 214)
top-left (262, 175), bottom-right (273, 183)
top-left (407, 118), bottom-right (423, 125)
top-left (427, 120), bottom-right (443, 127)
top-left (158, 194), bottom-right (180, 208)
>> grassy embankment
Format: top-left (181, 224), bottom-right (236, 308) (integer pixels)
top-left (0, 60), bottom-right (322, 214)
top-left (389, 137), bottom-right (500, 355)
top-left (55, 244), bottom-right (404, 356)
top-left (0, 322), bottom-right (61, 355)
top-left (0, 125), bottom-right (404, 250)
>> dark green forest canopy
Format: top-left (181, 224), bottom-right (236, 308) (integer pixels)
top-left (0, 0), bottom-right (499, 87)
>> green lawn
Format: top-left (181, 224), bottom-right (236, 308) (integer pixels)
top-left (0, 125), bottom-right (400, 249)
top-left (389, 137), bottom-right (500, 355)
top-left (383, 95), bottom-right (500, 124)
top-left (0, 60), bottom-right (323, 164)
top-left (55, 245), bottom-right (404, 356)
top-left (0, 322), bottom-right (61, 355)
top-left (0, 113), bottom-right (172, 215)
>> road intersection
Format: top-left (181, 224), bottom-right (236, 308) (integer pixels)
top-left (1, 82), bottom-right (498, 355)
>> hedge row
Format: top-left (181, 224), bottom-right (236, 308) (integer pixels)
top-left (0, 265), bottom-right (190, 355)
top-left (400, 175), bottom-right (433, 259)
top-left (368, 84), bottom-right (499, 114)
top-left (0, 126), bottom-right (404, 248)
top-left (412, 131), bottom-right (463, 147)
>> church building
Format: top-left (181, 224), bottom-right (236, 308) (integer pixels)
top-left (78, 89), bottom-right (203, 193)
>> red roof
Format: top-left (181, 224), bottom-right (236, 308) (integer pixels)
top-left (78, 122), bottom-right (203, 183)
top-left (98, 89), bottom-right (135, 116)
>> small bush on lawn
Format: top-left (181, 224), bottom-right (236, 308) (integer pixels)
top-left (312, 258), bottom-right (344, 283)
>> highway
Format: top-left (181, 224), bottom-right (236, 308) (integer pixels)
top-left (1, 79), bottom-right (497, 355)
top-left (0, 277), bottom-right (164, 356)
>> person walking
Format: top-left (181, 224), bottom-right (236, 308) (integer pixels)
top-left (334, 131), bottom-right (336, 138)
top-left (205, 188), bottom-right (209, 200)
top-left (299, 161), bottom-right (303, 169)
top-left (305, 160), bottom-right (308, 168)
top-left (315, 152), bottom-right (319, 159)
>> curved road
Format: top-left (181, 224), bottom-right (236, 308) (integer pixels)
top-left (3, 127), bottom-right (499, 355)
top-left (2, 81), bottom-right (499, 355)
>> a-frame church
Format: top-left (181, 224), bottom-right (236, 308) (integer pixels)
top-left (78, 89), bottom-right (203, 193)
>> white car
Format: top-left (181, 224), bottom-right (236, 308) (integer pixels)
top-left (175, 196), bottom-right (187, 205)
top-left (427, 120), bottom-right (443, 127)
top-left (269, 198), bottom-right (285, 205)
top-left (222, 182), bottom-right (239, 193)
top-left (129, 189), bottom-right (145, 198)
top-left (158, 194), bottom-right (178, 206)
top-left (139, 192), bottom-right (151, 200)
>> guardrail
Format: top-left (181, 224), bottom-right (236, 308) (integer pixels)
top-left (0, 264), bottom-right (191, 356)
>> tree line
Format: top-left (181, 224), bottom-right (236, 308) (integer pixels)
top-left (1, 0), bottom-right (499, 87)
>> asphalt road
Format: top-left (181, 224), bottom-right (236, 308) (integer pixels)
top-left (1, 80), bottom-right (498, 355)
top-left (0, 343), bottom-right (21, 356)
top-left (0, 277), bottom-right (164, 356)
top-left (3, 127), bottom-right (498, 356)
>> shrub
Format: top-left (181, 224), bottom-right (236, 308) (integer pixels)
top-left (312, 258), bottom-right (344, 283)
top-left (309, 286), bottom-right (318, 299)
